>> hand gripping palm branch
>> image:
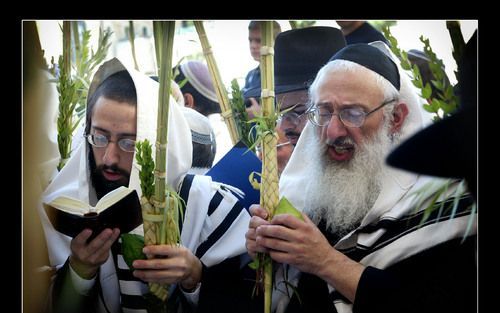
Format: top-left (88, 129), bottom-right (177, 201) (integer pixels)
top-left (134, 21), bottom-right (182, 311)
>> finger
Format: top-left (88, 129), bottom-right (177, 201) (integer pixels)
top-left (84, 229), bottom-right (120, 260)
top-left (133, 268), bottom-right (181, 284)
top-left (142, 244), bottom-right (178, 257)
top-left (249, 215), bottom-right (270, 229)
top-left (71, 228), bottom-right (113, 260)
top-left (268, 249), bottom-right (294, 265)
top-left (249, 205), bottom-right (268, 219)
top-left (256, 224), bottom-right (294, 241)
top-left (89, 228), bottom-right (120, 252)
top-left (133, 257), bottom-right (170, 270)
top-left (245, 228), bottom-right (256, 241)
top-left (133, 249), bottom-right (188, 270)
top-left (256, 234), bottom-right (294, 254)
top-left (271, 213), bottom-right (306, 229)
top-left (247, 239), bottom-right (268, 254)
top-left (72, 229), bottom-right (93, 247)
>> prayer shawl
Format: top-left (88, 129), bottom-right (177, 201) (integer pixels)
top-left (38, 58), bottom-right (250, 313)
top-left (111, 174), bottom-right (250, 312)
top-left (276, 162), bottom-right (476, 313)
top-left (41, 167), bottom-right (251, 313)
top-left (278, 128), bottom-right (476, 313)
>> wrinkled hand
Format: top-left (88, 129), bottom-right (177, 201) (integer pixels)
top-left (70, 228), bottom-right (121, 279)
top-left (245, 204), bottom-right (270, 259)
top-left (132, 245), bottom-right (202, 291)
top-left (255, 213), bottom-right (332, 277)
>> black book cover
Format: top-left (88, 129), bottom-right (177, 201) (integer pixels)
top-left (44, 190), bottom-right (142, 240)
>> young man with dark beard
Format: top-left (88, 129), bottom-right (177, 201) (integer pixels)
top-left (245, 43), bottom-right (477, 313)
top-left (38, 58), bottom-right (252, 313)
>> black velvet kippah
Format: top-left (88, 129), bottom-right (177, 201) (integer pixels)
top-left (329, 44), bottom-right (400, 90)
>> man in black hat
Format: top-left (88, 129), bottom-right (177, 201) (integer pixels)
top-left (246, 42), bottom-right (476, 313)
top-left (246, 26), bottom-right (346, 172)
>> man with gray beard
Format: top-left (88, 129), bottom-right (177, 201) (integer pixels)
top-left (245, 43), bottom-right (476, 313)
top-left (302, 116), bottom-right (391, 238)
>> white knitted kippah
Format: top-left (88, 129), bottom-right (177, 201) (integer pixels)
top-left (181, 107), bottom-right (215, 145)
top-left (180, 61), bottom-right (218, 103)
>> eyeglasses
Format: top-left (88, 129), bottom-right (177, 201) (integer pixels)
top-left (276, 141), bottom-right (291, 149)
top-left (86, 133), bottom-right (136, 153)
top-left (277, 110), bottom-right (307, 128)
top-left (306, 98), bottom-right (397, 128)
top-left (255, 141), bottom-right (291, 153)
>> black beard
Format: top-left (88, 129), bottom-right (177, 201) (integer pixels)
top-left (88, 147), bottom-right (130, 199)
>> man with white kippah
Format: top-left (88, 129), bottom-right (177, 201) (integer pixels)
top-left (246, 42), bottom-right (476, 313)
top-left (175, 60), bottom-right (231, 164)
top-left (181, 106), bottom-right (217, 174)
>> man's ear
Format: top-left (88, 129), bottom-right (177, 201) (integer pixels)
top-left (390, 102), bottom-right (409, 133)
top-left (184, 93), bottom-right (195, 109)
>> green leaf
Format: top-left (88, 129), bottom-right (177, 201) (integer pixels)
top-left (400, 59), bottom-right (411, 71)
top-left (422, 83), bottom-right (432, 99)
top-left (248, 258), bottom-right (259, 270)
top-left (275, 197), bottom-right (304, 221)
top-left (135, 140), bottom-right (155, 199)
top-left (121, 233), bottom-right (146, 269)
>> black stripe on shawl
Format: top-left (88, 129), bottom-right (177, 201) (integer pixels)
top-left (208, 191), bottom-right (224, 216)
top-left (112, 240), bottom-right (148, 308)
top-left (339, 195), bottom-right (475, 262)
top-left (195, 201), bottom-right (243, 260)
top-left (178, 174), bottom-right (195, 234)
top-left (179, 174), bottom-right (195, 207)
top-left (120, 294), bottom-right (148, 309)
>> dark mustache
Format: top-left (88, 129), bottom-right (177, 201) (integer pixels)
top-left (285, 130), bottom-right (301, 139)
top-left (98, 164), bottom-right (129, 176)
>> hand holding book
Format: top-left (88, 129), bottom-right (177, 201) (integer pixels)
top-left (43, 186), bottom-right (142, 240)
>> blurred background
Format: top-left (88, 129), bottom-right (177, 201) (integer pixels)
top-left (36, 20), bottom-right (478, 88)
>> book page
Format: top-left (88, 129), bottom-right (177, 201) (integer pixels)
top-left (47, 196), bottom-right (92, 216)
top-left (94, 186), bottom-right (135, 213)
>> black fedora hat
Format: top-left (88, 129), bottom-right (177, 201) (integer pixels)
top-left (387, 31), bottom-right (477, 196)
top-left (244, 26), bottom-right (346, 98)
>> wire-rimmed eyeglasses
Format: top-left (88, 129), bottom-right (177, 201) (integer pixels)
top-left (306, 98), bottom-right (397, 128)
top-left (255, 141), bottom-right (292, 154)
top-left (86, 133), bottom-right (136, 153)
top-left (277, 110), bottom-right (307, 129)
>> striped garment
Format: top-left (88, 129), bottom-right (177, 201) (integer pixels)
top-left (273, 179), bottom-right (477, 313)
top-left (113, 174), bottom-right (251, 312)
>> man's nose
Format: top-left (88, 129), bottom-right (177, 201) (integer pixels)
top-left (102, 141), bottom-right (121, 166)
top-left (325, 114), bottom-right (348, 141)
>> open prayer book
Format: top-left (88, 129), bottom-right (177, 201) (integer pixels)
top-left (43, 186), bottom-right (142, 240)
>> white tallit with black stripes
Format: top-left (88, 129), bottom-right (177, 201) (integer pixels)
top-left (112, 174), bottom-right (250, 312)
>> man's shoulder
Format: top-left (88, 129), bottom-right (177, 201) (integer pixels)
top-left (244, 66), bottom-right (260, 81)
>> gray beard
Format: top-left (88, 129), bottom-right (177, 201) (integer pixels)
top-left (303, 123), bottom-right (394, 237)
